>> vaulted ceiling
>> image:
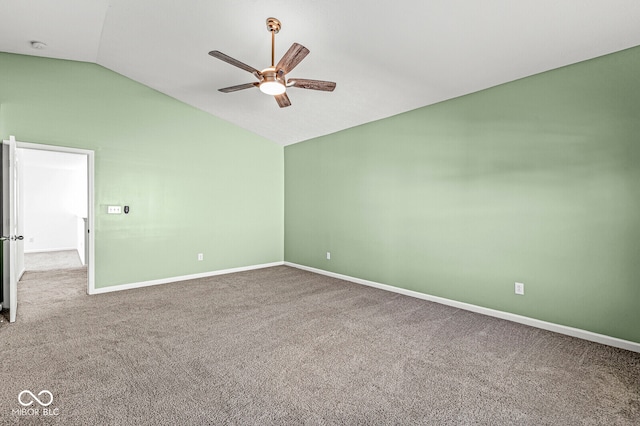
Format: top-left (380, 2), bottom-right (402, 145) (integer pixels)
top-left (2, 1), bottom-right (640, 145)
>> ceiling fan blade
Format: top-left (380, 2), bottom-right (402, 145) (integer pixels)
top-left (218, 82), bottom-right (259, 93)
top-left (276, 43), bottom-right (309, 75)
top-left (288, 79), bottom-right (336, 92)
top-left (209, 51), bottom-right (261, 78)
top-left (275, 93), bottom-right (291, 108)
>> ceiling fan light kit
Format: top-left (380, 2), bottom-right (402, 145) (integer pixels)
top-left (209, 17), bottom-right (336, 108)
top-left (259, 67), bottom-right (286, 95)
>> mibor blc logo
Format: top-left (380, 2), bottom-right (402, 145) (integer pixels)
top-left (12, 390), bottom-right (60, 417)
top-left (18, 390), bottom-right (53, 407)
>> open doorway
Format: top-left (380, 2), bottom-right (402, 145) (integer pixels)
top-left (21, 149), bottom-right (88, 272)
top-left (2, 139), bottom-right (95, 322)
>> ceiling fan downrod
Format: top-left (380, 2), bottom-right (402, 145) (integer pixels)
top-left (266, 17), bottom-right (281, 67)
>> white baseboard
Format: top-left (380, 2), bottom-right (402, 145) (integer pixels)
top-left (24, 247), bottom-right (77, 254)
top-left (90, 261), bottom-right (285, 295)
top-left (285, 262), bottom-right (640, 353)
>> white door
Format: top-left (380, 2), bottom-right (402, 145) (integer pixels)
top-left (3, 135), bottom-right (22, 322)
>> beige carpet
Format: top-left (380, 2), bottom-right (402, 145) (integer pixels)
top-left (24, 250), bottom-right (83, 271)
top-left (1, 266), bottom-right (638, 425)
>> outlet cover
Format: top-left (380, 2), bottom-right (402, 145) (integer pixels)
top-left (515, 282), bottom-right (525, 295)
top-left (326, 252), bottom-right (331, 260)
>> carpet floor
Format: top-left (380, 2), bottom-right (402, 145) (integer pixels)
top-left (24, 250), bottom-right (83, 271)
top-left (1, 265), bottom-right (639, 425)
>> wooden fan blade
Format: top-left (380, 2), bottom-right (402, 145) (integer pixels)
top-left (275, 93), bottom-right (291, 108)
top-left (209, 51), bottom-right (261, 78)
top-left (276, 43), bottom-right (309, 75)
top-left (218, 82), bottom-right (259, 93)
top-left (289, 79), bottom-right (336, 92)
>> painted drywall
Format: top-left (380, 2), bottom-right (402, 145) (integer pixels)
top-left (0, 53), bottom-right (283, 288)
top-left (285, 46), bottom-right (640, 344)
top-left (22, 149), bottom-right (87, 254)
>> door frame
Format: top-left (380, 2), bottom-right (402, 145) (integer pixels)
top-left (6, 138), bottom-right (95, 295)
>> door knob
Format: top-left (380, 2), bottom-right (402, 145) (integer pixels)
top-left (0, 236), bottom-right (23, 241)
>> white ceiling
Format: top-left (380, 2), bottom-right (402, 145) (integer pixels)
top-left (2, 1), bottom-right (640, 146)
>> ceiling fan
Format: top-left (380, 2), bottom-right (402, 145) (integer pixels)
top-left (209, 17), bottom-right (336, 108)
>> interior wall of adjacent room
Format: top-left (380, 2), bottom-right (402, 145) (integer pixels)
top-left (22, 150), bottom-right (87, 254)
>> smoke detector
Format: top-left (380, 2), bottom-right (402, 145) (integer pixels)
top-left (30, 41), bottom-right (47, 50)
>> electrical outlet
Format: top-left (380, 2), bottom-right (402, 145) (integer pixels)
top-left (326, 252), bottom-right (331, 260)
top-left (515, 282), bottom-right (525, 295)
top-left (198, 253), bottom-right (203, 261)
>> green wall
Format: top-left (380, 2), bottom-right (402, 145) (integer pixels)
top-left (0, 53), bottom-right (283, 288)
top-left (285, 46), bottom-right (640, 343)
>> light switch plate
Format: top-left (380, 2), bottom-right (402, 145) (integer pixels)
top-left (107, 205), bottom-right (121, 214)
